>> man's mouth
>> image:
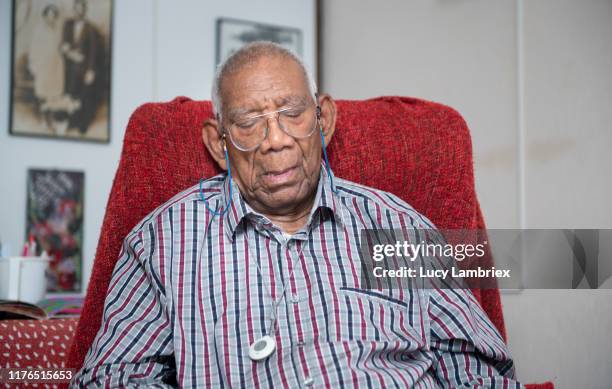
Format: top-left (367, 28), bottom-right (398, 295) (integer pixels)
top-left (263, 166), bottom-right (297, 185)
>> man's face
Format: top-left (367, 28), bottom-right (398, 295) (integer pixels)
top-left (74, 2), bottom-right (86, 18)
top-left (43, 9), bottom-right (58, 26)
top-left (220, 56), bottom-right (322, 216)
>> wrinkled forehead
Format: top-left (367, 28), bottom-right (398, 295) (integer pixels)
top-left (219, 56), bottom-right (312, 118)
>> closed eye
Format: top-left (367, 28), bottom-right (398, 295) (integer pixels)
top-left (235, 119), bottom-right (258, 129)
top-left (282, 109), bottom-right (304, 118)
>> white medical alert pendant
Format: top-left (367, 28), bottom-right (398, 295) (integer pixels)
top-left (249, 335), bottom-right (276, 361)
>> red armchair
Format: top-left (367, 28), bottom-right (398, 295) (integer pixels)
top-left (62, 96), bottom-right (552, 388)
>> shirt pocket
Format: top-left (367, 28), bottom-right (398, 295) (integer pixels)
top-left (327, 286), bottom-right (427, 348)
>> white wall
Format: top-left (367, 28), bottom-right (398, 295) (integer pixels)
top-left (522, 0), bottom-right (612, 229)
top-left (0, 0), bottom-right (316, 292)
top-left (321, 0), bottom-right (612, 388)
top-left (322, 0), bottom-right (521, 227)
top-left (153, 0), bottom-right (316, 102)
top-left (503, 1), bottom-right (612, 387)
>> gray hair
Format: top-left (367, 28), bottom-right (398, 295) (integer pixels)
top-left (211, 41), bottom-right (318, 123)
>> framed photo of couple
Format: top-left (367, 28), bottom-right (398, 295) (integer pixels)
top-left (9, 0), bottom-right (112, 143)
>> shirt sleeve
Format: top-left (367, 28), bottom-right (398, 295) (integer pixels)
top-left (427, 287), bottom-right (525, 388)
top-left (71, 223), bottom-right (175, 388)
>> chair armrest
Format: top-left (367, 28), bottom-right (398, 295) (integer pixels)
top-left (0, 318), bottom-right (78, 369)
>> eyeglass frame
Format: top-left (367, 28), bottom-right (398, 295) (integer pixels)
top-left (218, 102), bottom-right (322, 152)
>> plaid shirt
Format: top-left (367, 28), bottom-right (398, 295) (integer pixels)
top-left (72, 165), bottom-right (522, 388)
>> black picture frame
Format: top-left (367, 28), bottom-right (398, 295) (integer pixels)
top-left (9, 0), bottom-right (113, 144)
top-left (215, 17), bottom-right (303, 67)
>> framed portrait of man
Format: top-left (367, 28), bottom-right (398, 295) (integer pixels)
top-left (216, 18), bottom-right (303, 66)
top-left (9, 0), bottom-right (112, 143)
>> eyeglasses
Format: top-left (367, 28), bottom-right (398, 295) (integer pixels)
top-left (223, 104), bottom-right (319, 151)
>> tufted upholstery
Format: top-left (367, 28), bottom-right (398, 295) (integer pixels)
top-left (64, 96), bottom-right (552, 388)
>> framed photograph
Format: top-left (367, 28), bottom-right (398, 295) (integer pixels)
top-left (216, 17), bottom-right (303, 66)
top-left (9, 0), bottom-right (113, 143)
top-left (26, 169), bottom-right (84, 293)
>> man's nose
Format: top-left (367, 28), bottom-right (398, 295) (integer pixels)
top-left (260, 115), bottom-right (293, 152)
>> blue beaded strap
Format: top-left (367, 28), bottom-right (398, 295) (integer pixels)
top-left (200, 147), bottom-right (233, 216)
top-left (320, 128), bottom-right (339, 194)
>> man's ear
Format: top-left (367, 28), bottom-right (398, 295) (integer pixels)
top-left (317, 93), bottom-right (337, 147)
top-left (202, 117), bottom-right (228, 171)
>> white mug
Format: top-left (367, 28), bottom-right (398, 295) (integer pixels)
top-left (0, 256), bottom-right (50, 304)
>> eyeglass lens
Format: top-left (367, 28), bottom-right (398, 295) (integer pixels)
top-left (228, 105), bottom-right (318, 151)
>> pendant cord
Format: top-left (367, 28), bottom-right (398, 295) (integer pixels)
top-left (248, 231), bottom-right (309, 337)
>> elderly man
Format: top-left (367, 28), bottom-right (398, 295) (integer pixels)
top-left (72, 42), bottom-right (523, 388)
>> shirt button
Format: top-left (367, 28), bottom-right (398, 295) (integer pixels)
top-left (303, 376), bottom-right (314, 387)
top-left (291, 293), bottom-right (300, 303)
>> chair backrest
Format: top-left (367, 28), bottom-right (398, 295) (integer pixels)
top-left (67, 96), bottom-right (506, 368)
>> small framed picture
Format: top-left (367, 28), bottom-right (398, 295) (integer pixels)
top-left (9, 0), bottom-right (113, 143)
top-left (26, 169), bottom-right (85, 293)
top-left (216, 17), bottom-right (303, 65)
